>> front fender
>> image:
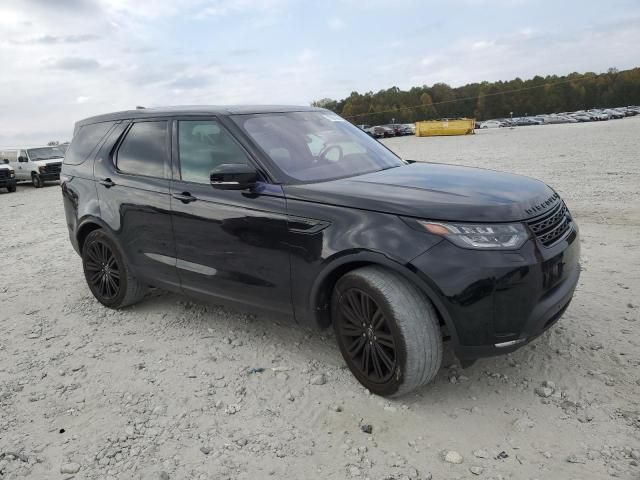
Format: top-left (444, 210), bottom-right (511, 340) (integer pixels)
top-left (301, 248), bottom-right (458, 346)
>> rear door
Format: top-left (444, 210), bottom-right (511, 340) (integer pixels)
top-left (93, 119), bottom-right (180, 289)
top-left (168, 117), bottom-right (292, 315)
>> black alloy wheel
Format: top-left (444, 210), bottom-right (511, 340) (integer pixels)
top-left (337, 288), bottom-right (397, 383)
top-left (332, 266), bottom-right (443, 397)
top-left (84, 239), bottom-right (121, 301)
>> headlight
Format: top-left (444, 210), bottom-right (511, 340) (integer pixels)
top-left (39, 165), bottom-right (47, 172)
top-left (9, 170), bottom-right (15, 177)
top-left (407, 219), bottom-right (529, 250)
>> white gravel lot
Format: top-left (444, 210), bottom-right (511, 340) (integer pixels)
top-left (0, 118), bottom-right (639, 480)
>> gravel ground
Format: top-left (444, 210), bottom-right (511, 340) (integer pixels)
top-left (1, 118), bottom-right (639, 480)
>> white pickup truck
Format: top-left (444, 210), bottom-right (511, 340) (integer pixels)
top-left (1, 146), bottom-right (66, 187)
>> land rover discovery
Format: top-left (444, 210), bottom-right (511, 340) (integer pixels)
top-left (61, 106), bottom-right (580, 397)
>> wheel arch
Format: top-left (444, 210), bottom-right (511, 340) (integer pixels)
top-left (308, 251), bottom-right (458, 344)
top-left (76, 216), bottom-right (116, 253)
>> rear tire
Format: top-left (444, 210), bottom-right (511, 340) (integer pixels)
top-left (82, 229), bottom-right (147, 308)
top-left (32, 174), bottom-right (43, 188)
top-left (332, 266), bottom-right (442, 397)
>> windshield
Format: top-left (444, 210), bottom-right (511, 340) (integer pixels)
top-left (232, 111), bottom-right (404, 183)
top-left (27, 146), bottom-right (66, 160)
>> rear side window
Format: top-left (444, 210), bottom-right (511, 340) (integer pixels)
top-left (178, 120), bottom-right (251, 184)
top-left (116, 121), bottom-right (168, 178)
top-left (64, 121), bottom-right (115, 165)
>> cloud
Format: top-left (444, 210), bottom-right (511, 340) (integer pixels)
top-left (46, 57), bottom-right (101, 71)
top-left (168, 74), bottom-right (212, 90)
top-left (23, 0), bottom-right (100, 11)
top-left (298, 49), bottom-right (314, 63)
top-left (13, 34), bottom-right (99, 45)
top-left (328, 17), bottom-right (346, 29)
top-left (76, 96), bottom-right (90, 104)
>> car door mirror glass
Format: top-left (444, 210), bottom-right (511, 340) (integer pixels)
top-left (210, 163), bottom-right (258, 190)
top-left (18, 156), bottom-right (27, 162)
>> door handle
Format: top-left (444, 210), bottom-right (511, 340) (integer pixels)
top-left (172, 192), bottom-right (197, 204)
top-left (99, 177), bottom-right (115, 188)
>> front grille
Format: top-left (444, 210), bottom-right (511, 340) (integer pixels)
top-left (0, 169), bottom-right (8, 179)
top-left (526, 201), bottom-right (572, 247)
top-left (45, 162), bottom-right (62, 173)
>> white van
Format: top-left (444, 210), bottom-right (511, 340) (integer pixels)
top-left (1, 146), bottom-right (65, 187)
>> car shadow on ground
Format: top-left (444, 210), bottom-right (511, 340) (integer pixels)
top-left (119, 287), bottom-right (543, 405)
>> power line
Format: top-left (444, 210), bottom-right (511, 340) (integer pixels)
top-left (341, 72), bottom-right (599, 120)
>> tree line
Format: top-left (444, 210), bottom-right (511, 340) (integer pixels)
top-left (313, 67), bottom-right (640, 124)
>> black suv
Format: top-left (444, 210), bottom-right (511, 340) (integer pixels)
top-left (61, 106), bottom-right (580, 397)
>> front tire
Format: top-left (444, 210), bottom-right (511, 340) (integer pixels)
top-left (32, 174), bottom-right (43, 188)
top-left (7, 185), bottom-right (16, 192)
top-left (82, 230), bottom-right (147, 308)
top-left (332, 266), bottom-right (442, 397)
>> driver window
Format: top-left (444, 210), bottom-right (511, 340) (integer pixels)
top-left (178, 120), bottom-right (250, 184)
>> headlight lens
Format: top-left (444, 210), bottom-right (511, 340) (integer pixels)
top-left (410, 220), bottom-right (529, 250)
top-left (9, 170), bottom-right (15, 177)
top-left (39, 165), bottom-right (47, 172)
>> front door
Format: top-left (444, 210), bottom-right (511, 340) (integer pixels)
top-left (16, 150), bottom-right (29, 180)
top-left (169, 118), bottom-right (292, 315)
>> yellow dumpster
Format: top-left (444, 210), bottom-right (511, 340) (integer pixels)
top-left (415, 118), bottom-right (476, 136)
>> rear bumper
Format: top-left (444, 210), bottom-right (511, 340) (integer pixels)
top-left (410, 223), bottom-right (580, 359)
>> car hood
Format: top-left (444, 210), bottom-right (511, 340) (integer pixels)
top-left (33, 158), bottom-right (63, 165)
top-left (283, 162), bottom-right (558, 222)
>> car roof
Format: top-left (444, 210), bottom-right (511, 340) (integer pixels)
top-left (76, 105), bottom-right (326, 128)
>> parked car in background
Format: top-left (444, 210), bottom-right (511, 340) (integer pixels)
top-left (569, 113), bottom-right (592, 122)
top-left (604, 109), bottom-right (625, 119)
top-left (543, 115), bottom-right (574, 124)
top-left (402, 123), bottom-right (416, 135)
top-left (61, 105), bottom-right (580, 397)
top-left (514, 117), bottom-right (542, 126)
top-left (0, 159), bottom-right (17, 193)
top-left (587, 110), bottom-right (610, 121)
top-left (479, 120), bottom-right (503, 128)
top-left (382, 124), bottom-right (404, 136)
top-left (367, 126), bottom-right (386, 138)
top-left (4, 145), bottom-right (65, 187)
top-left (378, 126), bottom-right (396, 137)
top-left (357, 125), bottom-right (374, 137)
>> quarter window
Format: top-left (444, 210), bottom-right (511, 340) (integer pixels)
top-left (65, 121), bottom-right (114, 165)
top-left (116, 121), bottom-right (168, 178)
top-left (178, 120), bottom-right (251, 184)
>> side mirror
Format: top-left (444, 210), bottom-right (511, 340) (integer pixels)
top-left (2, 159), bottom-right (8, 164)
top-left (210, 163), bottom-right (258, 190)
top-left (18, 156), bottom-right (27, 163)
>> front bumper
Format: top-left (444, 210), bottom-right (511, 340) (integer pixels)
top-left (411, 224), bottom-right (580, 359)
top-left (38, 172), bottom-right (61, 181)
top-left (0, 177), bottom-right (16, 188)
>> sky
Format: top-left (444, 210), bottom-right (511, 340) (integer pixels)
top-left (0, 0), bottom-right (639, 145)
